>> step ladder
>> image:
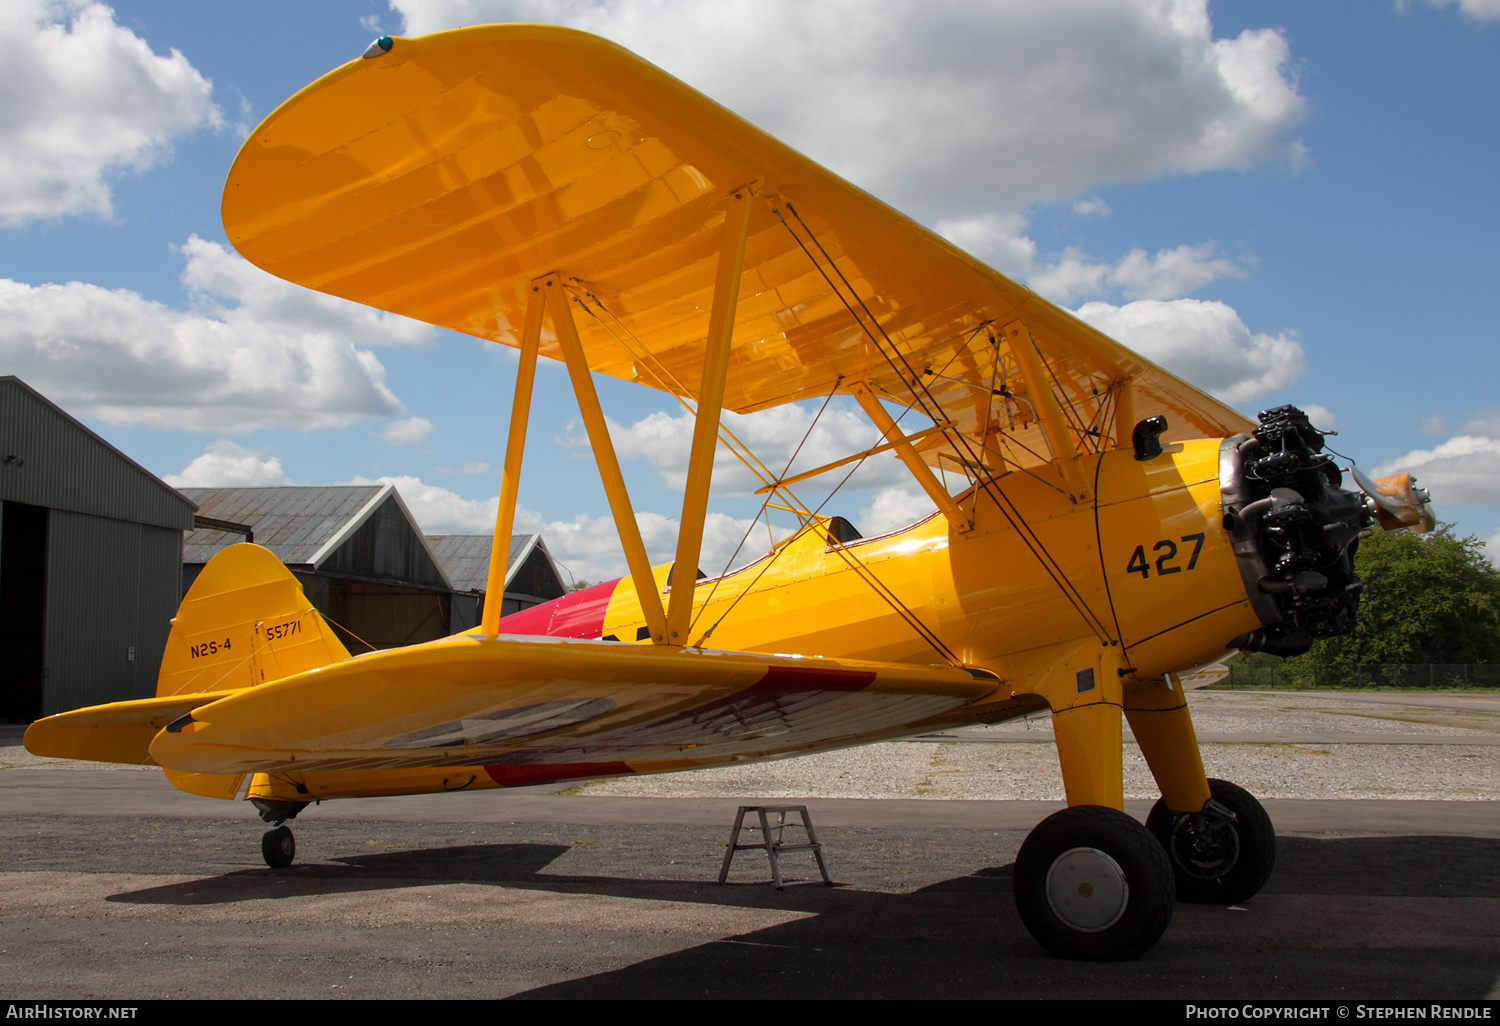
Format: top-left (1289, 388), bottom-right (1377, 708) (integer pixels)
top-left (718, 805), bottom-right (833, 889)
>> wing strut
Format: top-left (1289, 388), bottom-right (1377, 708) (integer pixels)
top-left (1112, 378), bottom-right (1136, 450)
top-left (481, 282), bottom-right (546, 635)
top-left (666, 187), bottom-right (754, 645)
top-left (1002, 320), bottom-right (1090, 502)
top-left (547, 275), bottom-right (671, 643)
top-left (849, 381), bottom-right (972, 533)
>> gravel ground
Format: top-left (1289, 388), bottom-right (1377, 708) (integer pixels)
top-left (576, 690), bottom-right (1500, 802)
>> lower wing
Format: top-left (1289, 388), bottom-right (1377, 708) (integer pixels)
top-left (139, 633), bottom-right (998, 775)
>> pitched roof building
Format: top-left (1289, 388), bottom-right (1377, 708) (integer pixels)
top-left (184, 487), bottom-right (567, 646)
top-left (427, 532), bottom-right (567, 623)
top-left (183, 484), bottom-right (456, 650)
top-left (1, 377), bottom-right (195, 719)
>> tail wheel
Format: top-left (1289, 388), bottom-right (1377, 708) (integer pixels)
top-left (261, 825), bottom-right (295, 869)
top-left (1013, 805), bottom-right (1175, 960)
top-left (1146, 778), bottom-right (1275, 904)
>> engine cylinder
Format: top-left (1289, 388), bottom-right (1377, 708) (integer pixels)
top-left (1219, 406), bottom-right (1373, 656)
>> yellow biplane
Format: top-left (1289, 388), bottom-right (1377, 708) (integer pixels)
top-left (25, 25), bottom-right (1434, 960)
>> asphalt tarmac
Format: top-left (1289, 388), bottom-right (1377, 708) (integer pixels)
top-left (1, 693), bottom-right (1498, 1000)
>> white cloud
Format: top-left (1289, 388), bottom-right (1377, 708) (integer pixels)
top-left (1484, 527), bottom-right (1500, 567)
top-left (382, 416), bottom-right (434, 446)
top-left (1072, 197), bottom-right (1112, 216)
top-left (936, 213), bottom-right (1045, 281)
top-left (939, 215), bottom-right (1244, 304)
top-left (1301, 404), bottom-right (1336, 430)
top-left (178, 235), bottom-right (434, 347)
top-left (1459, 409), bottom-right (1500, 436)
top-left (1104, 244), bottom-right (1247, 302)
top-left (345, 474), bottom-right (497, 532)
top-left (0, 236), bottom-right (438, 431)
top-left (1072, 298), bottom-right (1305, 405)
top-left (1422, 0), bottom-right (1500, 22)
top-left (435, 461), bottom-right (494, 475)
top-left (0, 1), bottom-right (220, 224)
top-left (388, 0), bottom-right (1307, 220)
top-left (1373, 435), bottom-right (1500, 506)
top-left (345, 472), bottom-right (784, 582)
top-left (163, 440), bottom-right (292, 488)
top-left (857, 487), bottom-right (937, 536)
top-left (607, 400), bottom-right (911, 497)
top-left (519, 506), bottom-right (789, 584)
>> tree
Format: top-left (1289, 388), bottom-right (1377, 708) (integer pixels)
top-left (1291, 525), bottom-right (1500, 665)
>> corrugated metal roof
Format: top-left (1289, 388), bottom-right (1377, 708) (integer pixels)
top-left (181, 485), bottom-right (387, 564)
top-left (0, 377), bottom-right (196, 530)
top-left (427, 533), bottom-right (537, 593)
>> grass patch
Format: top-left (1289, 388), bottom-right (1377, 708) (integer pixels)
top-left (554, 778), bottom-right (608, 796)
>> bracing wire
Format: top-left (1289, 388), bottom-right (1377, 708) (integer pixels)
top-left (686, 376), bottom-right (842, 633)
top-left (166, 604), bottom-right (330, 696)
top-left (568, 282), bottom-right (959, 661)
top-left (776, 203), bottom-right (1116, 644)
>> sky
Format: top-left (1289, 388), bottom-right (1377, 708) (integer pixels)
top-left (1, 0), bottom-right (1497, 583)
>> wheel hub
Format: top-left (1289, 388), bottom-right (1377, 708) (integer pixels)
top-left (1045, 847), bottom-right (1128, 932)
top-left (1170, 814), bottom-right (1240, 879)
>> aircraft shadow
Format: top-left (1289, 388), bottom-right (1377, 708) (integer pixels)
top-left (98, 832), bottom-right (1500, 998)
top-left (105, 842), bottom-right (574, 905)
top-left (504, 835), bottom-right (1500, 999)
top-left (103, 833), bottom-right (1500, 908)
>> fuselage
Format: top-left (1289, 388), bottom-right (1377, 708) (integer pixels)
top-left (500, 438), bottom-right (1259, 690)
top-left (158, 423), bottom-right (1372, 804)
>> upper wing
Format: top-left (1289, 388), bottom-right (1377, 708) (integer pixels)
top-left (145, 633), bottom-right (996, 775)
top-left (223, 24), bottom-right (1252, 470)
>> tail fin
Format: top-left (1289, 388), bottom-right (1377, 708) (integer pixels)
top-left (27, 545), bottom-right (349, 795)
top-left (158, 544), bottom-right (350, 798)
top-left (158, 543), bottom-right (350, 698)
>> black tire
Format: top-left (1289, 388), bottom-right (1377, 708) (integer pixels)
top-left (1013, 805), bottom-right (1175, 960)
top-left (262, 826), bottom-right (295, 869)
top-left (1146, 778), bottom-right (1275, 904)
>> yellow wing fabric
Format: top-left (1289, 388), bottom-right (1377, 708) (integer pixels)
top-left (146, 634), bottom-right (995, 776)
top-left (223, 24), bottom-right (1253, 472)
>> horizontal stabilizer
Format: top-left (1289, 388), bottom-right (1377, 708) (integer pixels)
top-left (163, 767), bottom-right (247, 800)
top-left (23, 690), bottom-right (241, 766)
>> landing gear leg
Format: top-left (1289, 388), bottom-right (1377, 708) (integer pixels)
top-left (261, 825), bottom-right (295, 868)
top-left (1013, 806), bottom-right (1175, 960)
top-left (1017, 658), bottom-right (1174, 960)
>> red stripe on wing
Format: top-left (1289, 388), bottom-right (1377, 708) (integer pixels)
top-left (484, 664), bottom-right (877, 764)
top-left (482, 761), bottom-right (633, 786)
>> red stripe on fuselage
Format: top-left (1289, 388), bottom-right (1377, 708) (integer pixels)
top-left (495, 578), bottom-right (620, 638)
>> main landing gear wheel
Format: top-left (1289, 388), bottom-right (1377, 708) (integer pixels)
top-left (1146, 778), bottom-right (1275, 904)
top-left (261, 825), bottom-right (295, 869)
top-left (1013, 805), bottom-right (1175, 960)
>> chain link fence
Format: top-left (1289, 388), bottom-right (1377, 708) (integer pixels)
top-left (1221, 662), bottom-right (1500, 689)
